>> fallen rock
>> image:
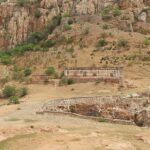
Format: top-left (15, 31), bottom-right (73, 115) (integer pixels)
top-left (134, 109), bottom-right (150, 127)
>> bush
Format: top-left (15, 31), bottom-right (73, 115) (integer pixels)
top-left (62, 12), bottom-right (70, 17)
top-left (117, 39), bottom-right (129, 48)
top-left (45, 15), bottom-right (61, 34)
top-left (0, 52), bottom-right (12, 65)
top-left (102, 24), bottom-right (109, 30)
top-left (24, 68), bottom-right (32, 76)
top-left (96, 38), bottom-right (107, 48)
top-left (60, 77), bottom-right (74, 85)
top-left (34, 9), bottom-right (42, 18)
top-left (9, 96), bottom-right (19, 104)
top-left (41, 40), bottom-right (55, 48)
top-left (0, 0), bottom-right (6, 4)
top-left (45, 67), bottom-right (55, 76)
top-left (27, 32), bottom-right (45, 44)
top-left (63, 24), bottom-right (72, 31)
top-left (17, 0), bottom-right (27, 6)
top-left (3, 85), bottom-right (16, 98)
top-left (68, 18), bottom-right (73, 25)
top-left (10, 43), bottom-right (35, 56)
top-left (101, 5), bottom-right (121, 20)
top-left (112, 6), bottom-right (121, 16)
top-left (143, 37), bottom-right (150, 46)
top-left (19, 87), bottom-right (28, 97)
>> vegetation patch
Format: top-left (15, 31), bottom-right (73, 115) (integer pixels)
top-left (63, 24), bottom-right (72, 31)
top-left (96, 38), bottom-right (107, 48)
top-left (2, 85), bottom-right (28, 104)
top-left (117, 39), bottom-right (129, 48)
top-left (60, 77), bottom-right (74, 85)
top-left (101, 5), bottom-right (121, 20)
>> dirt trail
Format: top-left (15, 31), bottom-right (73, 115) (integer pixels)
top-left (0, 83), bottom-right (150, 150)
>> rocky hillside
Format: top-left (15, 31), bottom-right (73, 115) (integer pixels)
top-left (1, 0), bottom-right (150, 50)
top-left (0, 0), bottom-right (150, 83)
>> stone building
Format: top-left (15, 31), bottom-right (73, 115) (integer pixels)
top-left (64, 67), bottom-right (123, 83)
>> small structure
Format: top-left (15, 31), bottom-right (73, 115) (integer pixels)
top-left (64, 67), bottom-right (123, 84)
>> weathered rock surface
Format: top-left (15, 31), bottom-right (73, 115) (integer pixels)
top-left (1, 0), bottom-right (150, 50)
top-left (38, 95), bottom-right (150, 126)
top-left (134, 109), bottom-right (150, 127)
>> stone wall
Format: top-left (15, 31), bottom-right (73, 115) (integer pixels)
top-left (37, 95), bottom-right (150, 126)
top-left (64, 67), bottom-right (123, 83)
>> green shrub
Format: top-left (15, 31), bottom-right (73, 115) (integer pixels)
top-left (63, 24), bottom-right (72, 31)
top-left (9, 96), bottom-right (19, 104)
top-left (45, 15), bottom-right (61, 34)
top-left (67, 79), bottom-right (74, 85)
top-left (19, 87), bottom-right (28, 97)
top-left (17, 0), bottom-right (27, 6)
top-left (34, 9), bottom-right (42, 18)
top-left (143, 37), bottom-right (150, 46)
top-left (62, 12), bottom-right (70, 17)
top-left (41, 40), bottom-right (55, 48)
top-left (102, 24), bottom-right (109, 30)
top-left (24, 68), bottom-right (32, 76)
top-left (27, 32), bottom-right (44, 44)
top-left (96, 38), bottom-right (107, 48)
top-left (45, 66), bottom-right (55, 76)
top-left (0, 52), bottom-right (12, 65)
top-left (68, 18), bottom-right (73, 25)
top-left (60, 77), bottom-right (74, 85)
top-left (10, 43), bottom-right (35, 56)
top-left (0, 0), bottom-right (6, 4)
top-left (117, 39), bottom-right (129, 48)
top-left (3, 85), bottom-right (16, 98)
top-left (112, 6), bottom-right (121, 16)
top-left (101, 5), bottom-right (121, 20)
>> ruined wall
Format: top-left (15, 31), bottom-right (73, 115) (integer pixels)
top-left (64, 68), bottom-right (123, 83)
top-left (37, 95), bottom-right (150, 126)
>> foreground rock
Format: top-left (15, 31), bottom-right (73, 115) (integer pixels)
top-left (134, 109), bottom-right (150, 127)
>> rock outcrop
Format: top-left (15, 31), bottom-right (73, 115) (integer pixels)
top-left (134, 109), bottom-right (150, 127)
top-left (0, 1), bottom-right (57, 50)
top-left (1, 0), bottom-right (150, 50)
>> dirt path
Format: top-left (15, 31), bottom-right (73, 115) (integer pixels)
top-left (0, 99), bottom-right (150, 150)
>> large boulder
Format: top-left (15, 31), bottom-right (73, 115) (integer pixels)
top-left (134, 109), bottom-right (150, 127)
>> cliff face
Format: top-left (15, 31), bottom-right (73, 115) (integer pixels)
top-left (0, 1), bottom-right (58, 50)
top-left (0, 0), bottom-right (150, 50)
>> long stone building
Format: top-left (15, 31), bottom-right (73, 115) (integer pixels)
top-left (64, 67), bottom-right (123, 83)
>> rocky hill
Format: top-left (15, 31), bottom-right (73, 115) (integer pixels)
top-left (0, 0), bottom-right (150, 49)
top-left (0, 0), bottom-right (150, 84)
